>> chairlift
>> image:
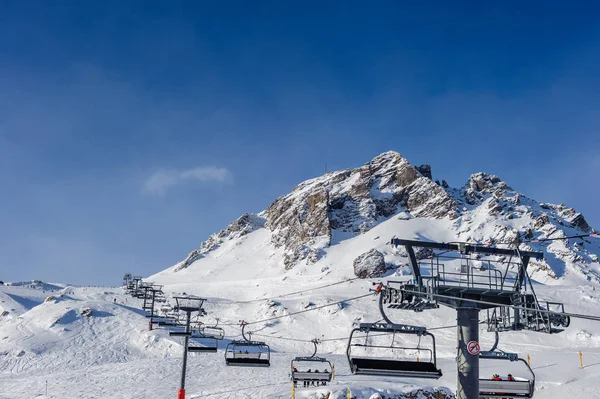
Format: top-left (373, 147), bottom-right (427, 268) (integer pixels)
top-left (225, 321), bottom-right (270, 367)
top-left (187, 320), bottom-right (223, 353)
top-left (199, 319), bottom-right (225, 340)
top-left (157, 314), bottom-right (181, 327)
top-left (347, 323), bottom-right (442, 379)
top-left (291, 339), bottom-right (333, 387)
top-left (479, 350), bottom-right (535, 398)
top-left (188, 327), bottom-right (218, 353)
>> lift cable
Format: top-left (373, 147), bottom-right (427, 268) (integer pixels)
top-left (220, 292), bottom-right (375, 326)
top-left (229, 276), bottom-right (360, 304)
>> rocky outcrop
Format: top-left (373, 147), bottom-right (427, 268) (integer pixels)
top-left (415, 164), bottom-right (432, 180)
top-left (461, 172), bottom-right (511, 205)
top-left (266, 188), bottom-right (331, 268)
top-left (263, 151), bottom-right (458, 268)
top-left (353, 249), bottom-right (388, 278)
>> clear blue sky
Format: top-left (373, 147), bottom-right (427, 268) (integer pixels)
top-left (1, 1), bottom-right (599, 285)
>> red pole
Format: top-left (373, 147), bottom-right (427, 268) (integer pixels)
top-left (177, 389), bottom-right (185, 399)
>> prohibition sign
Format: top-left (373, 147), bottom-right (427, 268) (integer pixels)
top-left (467, 340), bottom-right (480, 355)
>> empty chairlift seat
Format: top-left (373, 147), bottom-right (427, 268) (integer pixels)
top-left (347, 323), bottom-right (442, 379)
top-left (187, 326), bottom-right (221, 353)
top-left (200, 326), bottom-right (225, 340)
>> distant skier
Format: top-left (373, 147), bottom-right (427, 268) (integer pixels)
top-left (114, 298), bottom-right (117, 304)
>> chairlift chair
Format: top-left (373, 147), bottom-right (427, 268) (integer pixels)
top-left (224, 322), bottom-right (270, 367)
top-left (194, 318), bottom-right (225, 340)
top-left (187, 321), bottom-right (223, 353)
top-left (200, 325), bottom-right (225, 340)
top-left (291, 339), bottom-right (333, 387)
top-left (188, 328), bottom-right (219, 353)
top-left (479, 351), bottom-right (535, 398)
top-left (347, 323), bottom-right (442, 379)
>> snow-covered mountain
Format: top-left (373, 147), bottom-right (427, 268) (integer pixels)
top-left (166, 151), bottom-right (599, 284)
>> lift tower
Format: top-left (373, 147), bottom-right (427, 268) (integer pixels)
top-left (385, 238), bottom-right (569, 399)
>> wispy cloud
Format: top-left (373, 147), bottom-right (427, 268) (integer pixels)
top-left (143, 166), bottom-right (233, 195)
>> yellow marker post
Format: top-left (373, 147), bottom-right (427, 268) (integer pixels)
top-left (416, 356), bottom-right (420, 362)
top-left (579, 351), bottom-right (584, 369)
top-left (527, 354), bottom-right (531, 367)
top-left (347, 388), bottom-right (352, 399)
top-left (291, 381), bottom-right (295, 399)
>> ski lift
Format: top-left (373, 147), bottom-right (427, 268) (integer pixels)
top-left (187, 318), bottom-right (223, 353)
top-left (199, 319), bottom-right (225, 340)
top-left (225, 321), bottom-right (270, 367)
top-left (479, 351), bottom-right (535, 398)
top-left (188, 328), bottom-right (219, 353)
top-left (347, 323), bottom-right (442, 379)
top-left (291, 339), bottom-right (333, 387)
top-left (156, 317), bottom-right (179, 327)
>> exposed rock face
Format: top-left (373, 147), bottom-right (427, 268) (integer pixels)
top-left (263, 151), bottom-right (458, 268)
top-left (416, 164), bottom-right (432, 180)
top-left (266, 188), bottom-right (331, 269)
top-left (353, 249), bottom-right (388, 278)
top-left (461, 172), bottom-right (511, 205)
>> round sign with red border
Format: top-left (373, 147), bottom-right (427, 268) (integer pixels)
top-left (467, 340), bottom-right (480, 355)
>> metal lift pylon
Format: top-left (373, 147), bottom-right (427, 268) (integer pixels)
top-left (385, 238), bottom-right (565, 399)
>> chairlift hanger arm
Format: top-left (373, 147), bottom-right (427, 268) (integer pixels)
top-left (405, 245), bottom-right (421, 281)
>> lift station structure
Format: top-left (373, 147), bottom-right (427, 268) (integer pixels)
top-left (385, 238), bottom-right (571, 399)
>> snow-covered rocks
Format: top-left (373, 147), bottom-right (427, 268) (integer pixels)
top-left (353, 249), bottom-right (388, 278)
top-left (80, 307), bottom-right (93, 317)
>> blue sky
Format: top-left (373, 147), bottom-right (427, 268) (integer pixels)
top-left (1, 2), bottom-right (599, 285)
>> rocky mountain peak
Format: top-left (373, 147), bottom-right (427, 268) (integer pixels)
top-left (174, 151), bottom-right (599, 282)
top-left (460, 172), bottom-right (511, 205)
top-left (217, 151), bottom-right (456, 269)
